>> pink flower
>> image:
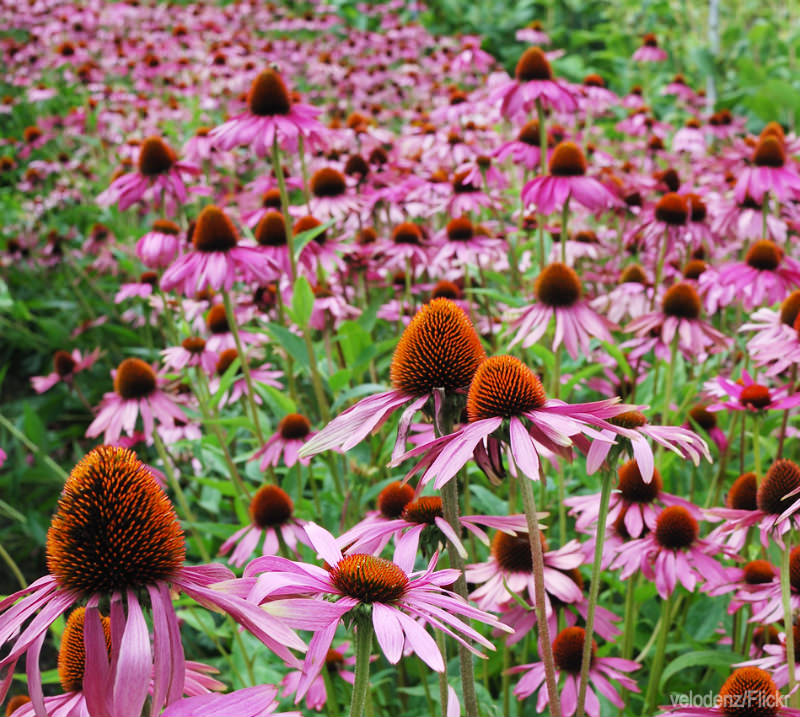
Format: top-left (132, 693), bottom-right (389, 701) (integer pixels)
top-left (507, 262), bottom-right (618, 360)
top-left (735, 136), bottom-right (800, 203)
top-left (509, 626), bottom-right (640, 716)
top-left (136, 219), bottom-right (182, 269)
top-left (0, 447), bottom-right (305, 717)
top-left (161, 684), bottom-right (302, 717)
top-left (521, 142), bottom-right (620, 215)
top-left (97, 136), bottom-right (202, 216)
top-left (30, 348), bottom-right (99, 394)
top-left (85, 358), bottom-right (186, 444)
top-left (632, 34), bottom-right (668, 62)
top-left (610, 505), bottom-right (731, 599)
top-left (280, 643), bottom-right (356, 712)
top-left (299, 299), bottom-right (486, 461)
top-left (161, 337), bottom-right (218, 376)
top-left (160, 205), bottom-right (276, 296)
top-left (394, 355), bottom-right (633, 489)
top-left (243, 523), bottom-right (510, 699)
top-left (210, 69), bottom-right (326, 155)
top-left (492, 47), bottom-right (577, 119)
top-left (704, 370), bottom-right (800, 414)
top-left (220, 484), bottom-right (311, 567)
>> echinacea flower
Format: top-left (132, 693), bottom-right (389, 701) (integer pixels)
top-left (709, 240), bottom-right (800, 310)
top-left (85, 358), bottom-right (186, 444)
top-left (220, 484), bottom-right (311, 567)
top-left (243, 523), bottom-right (510, 700)
top-left (566, 459), bottom-right (701, 539)
top-left (253, 413), bottom-right (316, 469)
top-left (394, 354), bottom-right (632, 489)
top-left (657, 667), bottom-right (800, 717)
top-left (30, 348), bottom-right (99, 394)
top-left (736, 545), bottom-right (800, 625)
top-left (521, 142), bottom-right (620, 216)
top-left (210, 69), bottom-right (326, 155)
top-left (299, 298), bottom-right (486, 461)
top-left (739, 623), bottom-right (800, 688)
top-left (704, 370), bottom-right (800, 414)
top-left (492, 47), bottom-right (578, 119)
top-left (506, 262), bottom-right (618, 360)
top-left (280, 644), bottom-right (356, 712)
top-left (161, 684), bottom-right (302, 717)
top-left (735, 135), bottom-right (800, 204)
top-left (160, 205), bottom-right (276, 295)
top-left (162, 336), bottom-right (218, 376)
top-left (611, 505), bottom-right (731, 598)
top-left (632, 33), bottom-right (667, 62)
top-left (510, 626), bottom-right (640, 716)
top-left (494, 119), bottom-right (549, 171)
top-left (706, 459), bottom-right (800, 550)
top-left (97, 136), bottom-right (201, 215)
top-left (137, 219), bottom-right (182, 269)
top-left (0, 446), bottom-right (305, 717)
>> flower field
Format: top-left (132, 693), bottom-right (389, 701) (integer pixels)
top-left (3, 1), bottom-right (800, 716)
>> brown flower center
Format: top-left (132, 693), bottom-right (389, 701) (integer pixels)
top-left (446, 217), bottom-right (474, 242)
top-left (344, 154), bottom-right (370, 178)
top-left (392, 222), bottom-right (423, 245)
top-left (662, 282), bottom-right (701, 320)
top-left (401, 496), bottom-right (443, 525)
top-left (205, 304), bottom-right (229, 334)
top-left (548, 142), bottom-right (587, 177)
top-left (727, 473), bottom-right (758, 510)
top-left (46, 446), bottom-right (185, 595)
top-left (553, 626), bottom-right (595, 674)
top-left (654, 505), bottom-right (698, 549)
top-left (247, 69), bottom-right (291, 116)
top-left (250, 484), bottom-right (293, 528)
top-left (390, 298), bottom-right (486, 396)
top-left (515, 47), bottom-right (553, 82)
top-left (654, 192), bottom-right (688, 225)
top-left (617, 459), bottom-right (662, 503)
top-left (329, 554), bottom-right (409, 603)
top-left (53, 350), bottom-right (77, 377)
top-left (517, 120), bottom-right (541, 146)
top-left (152, 219), bottom-right (180, 235)
top-left (740, 384), bottom-right (772, 410)
top-left (310, 168), bottom-right (346, 198)
top-left (262, 189), bottom-right (282, 209)
top-left (781, 291), bottom-right (800, 326)
top-left (182, 336), bottom-right (206, 353)
top-left (431, 280), bottom-right (462, 300)
top-left (643, 34), bottom-right (658, 47)
top-left (535, 262), bottom-right (582, 307)
top-left (753, 137), bottom-right (785, 168)
top-left (137, 136), bottom-right (176, 177)
top-left (717, 667), bottom-right (780, 717)
top-left (609, 411), bottom-right (647, 428)
top-left (255, 211), bottom-right (287, 247)
top-left (743, 560), bottom-right (775, 585)
top-left (378, 482), bottom-right (415, 519)
top-left (619, 264), bottom-right (648, 284)
top-left (689, 405), bottom-right (717, 431)
top-left (58, 608), bottom-right (112, 692)
top-left (466, 355), bottom-right (546, 422)
top-left (216, 348), bottom-right (239, 376)
top-left (278, 413), bottom-right (311, 440)
top-left (745, 240), bottom-right (782, 271)
top-left (583, 73), bottom-right (605, 87)
top-left (114, 358), bottom-right (157, 399)
top-left (491, 530), bottom-right (539, 573)
top-left (757, 459), bottom-right (800, 514)
top-left (192, 205), bottom-right (239, 252)
top-left (683, 259), bottom-right (708, 280)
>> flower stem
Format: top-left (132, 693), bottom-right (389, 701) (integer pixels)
top-left (536, 99), bottom-right (548, 271)
top-left (643, 595), bottom-right (672, 714)
top-left (321, 663), bottom-right (340, 717)
top-left (518, 471), bottom-right (562, 717)
top-left (221, 289), bottom-right (265, 444)
top-left (435, 630), bottom-right (449, 717)
top-left (752, 414), bottom-right (762, 479)
top-left (271, 137), bottom-right (297, 280)
top-left (152, 430), bottom-right (212, 563)
top-left (349, 613), bottom-right (374, 717)
top-left (651, 228), bottom-right (669, 311)
top-left (781, 544), bottom-right (798, 706)
top-left (0, 412), bottom-right (68, 480)
top-left (576, 467), bottom-right (614, 717)
top-left (778, 365), bottom-right (797, 459)
top-left (660, 335), bottom-right (678, 426)
top-left (0, 543), bottom-right (26, 590)
top-left (560, 196), bottom-right (570, 265)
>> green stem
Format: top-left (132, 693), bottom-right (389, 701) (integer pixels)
top-left (560, 196), bottom-right (570, 265)
top-left (778, 365), bottom-right (797, 459)
top-left (0, 543), bottom-right (26, 589)
top-left (271, 137), bottom-right (297, 280)
top-left (644, 595), bottom-right (672, 714)
top-left (435, 630), bottom-right (449, 717)
top-left (622, 576), bottom-right (637, 661)
top-left (518, 472), bottom-right (562, 717)
top-left (0, 413), bottom-right (68, 480)
top-left (651, 228), bottom-right (669, 311)
top-left (321, 664), bottom-right (341, 717)
top-left (297, 135), bottom-right (312, 211)
top-left (752, 414), bottom-right (762, 479)
top-left (222, 289), bottom-right (265, 444)
top-left (661, 336), bottom-right (678, 426)
top-left (152, 431), bottom-right (211, 563)
top-left (301, 325), bottom-right (331, 423)
top-left (350, 614), bottom-right (374, 717)
top-left (576, 468), bottom-right (614, 717)
top-left (781, 545), bottom-right (798, 705)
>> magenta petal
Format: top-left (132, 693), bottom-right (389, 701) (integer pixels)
top-left (372, 603), bottom-right (404, 664)
top-left (112, 591), bottom-right (151, 717)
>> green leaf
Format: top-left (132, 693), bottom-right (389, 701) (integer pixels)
top-left (660, 650), bottom-right (739, 689)
top-left (290, 275), bottom-right (314, 328)
top-left (266, 322), bottom-right (309, 368)
top-left (599, 340), bottom-right (634, 379)
top-left (563, 363), bottom-right (606, 397)
top-left (0, 498), bottom-right (25, 523)
top-left (293, 218), bottom-right (334, 259)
